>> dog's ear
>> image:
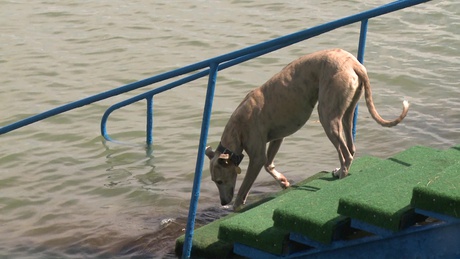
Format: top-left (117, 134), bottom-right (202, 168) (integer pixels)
top-left (217, 153), bottom-right (231, 166)
top-left (218, 154), bottom-right (241, 173)
top-left (205, 146), bottom-right (215, 159)
top-left (218, 153), bottom-right (230, 160)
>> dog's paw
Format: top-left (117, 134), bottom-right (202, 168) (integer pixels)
top-left (221, 204), bottom-right (233, 210)
top-left (332, 168), bottom-right (341, 178)
top-left (281, 179), bottom-right (290, 189)
top-left (276, 176), bottom-right (290, 189)
top-left (233, 203), bottom-right (245, 212)
top-left (233, 198), bottom-right (245, 211)
top-left (285, 181), bottom-right (291, 188)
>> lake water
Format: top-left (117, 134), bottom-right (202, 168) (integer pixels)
top-left (0, 0), bottom-right (458, 258)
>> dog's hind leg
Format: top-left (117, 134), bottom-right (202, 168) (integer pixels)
top-left (321, 117), bottom-right (350, 179)
top-left (342, 86), bottom-right (362, 158)
top-left (341, 86), bottom-right (363, 175)
top-left (264, 138), bottom-right (290, 189)
top-left (339, 106), bottom-right (357, 175)
top-left (318, 93), bottom-right (354, 179)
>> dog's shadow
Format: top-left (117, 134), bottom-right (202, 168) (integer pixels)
top-left (290, 171), bottom-right (339, 191)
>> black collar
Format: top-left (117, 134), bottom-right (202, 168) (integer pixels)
top-left (217, 142), bottom-right (244, 166)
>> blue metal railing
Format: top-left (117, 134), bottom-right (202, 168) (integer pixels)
top-left (0, 0), bottom-right (431, 258)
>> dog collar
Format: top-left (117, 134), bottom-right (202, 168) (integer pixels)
top-left (216, 142), bottom-right (244, 166)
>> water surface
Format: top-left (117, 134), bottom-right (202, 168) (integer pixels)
top-left (0, 1), bottom-right (459, 258)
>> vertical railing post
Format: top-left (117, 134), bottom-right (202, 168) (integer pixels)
top-left (182, 62), bottom-right (219, 259)
top-left (353, 19), bottom-right (369, 141)
top-left (357, 19), bottom-right (368, 67)
top-left (146, 96), bottom-right (154, 146)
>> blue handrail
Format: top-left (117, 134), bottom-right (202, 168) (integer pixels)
top-left (0, 0), bottom-right (431, 258)
top-left (354, 19), bottom-right (369, 141)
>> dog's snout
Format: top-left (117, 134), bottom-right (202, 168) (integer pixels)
top-left (220, 195), bottom-right (232, 206)
top-left (219, 187), bottom-right (234, 206)
top-left (220, 196), bottom-right (232, 206)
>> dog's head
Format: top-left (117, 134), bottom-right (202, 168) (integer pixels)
top-left (205, 146), bottom-right (242, 206)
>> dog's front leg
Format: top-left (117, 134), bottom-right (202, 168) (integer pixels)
top-left (233, 158), bottom-right (265, 210)
top-left (265, 139), bottom-right (290, 189)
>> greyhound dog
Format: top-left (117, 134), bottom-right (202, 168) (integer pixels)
top-left (205, 49), bottom-right (409, 209)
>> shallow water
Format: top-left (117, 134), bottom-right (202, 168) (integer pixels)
top-left (0, 0), bottom-right (459, 258)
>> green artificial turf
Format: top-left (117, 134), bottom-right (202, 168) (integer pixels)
top-left (218, 156), bottom-right (384, 254)
top-left (176, 145), bottom-right (460, 258)
top-left (175, 169), bottom-right (331, 257)
top-left (411, 160), bottom-right (460, 219)
top-left (337, 146), bottom-right (460, 231)
top-left (217, 171), bottom-right (332, 255)
top-left (273, 146), bottom-right (448, 243)
top-left (175, 214), bottom-right (236, 258)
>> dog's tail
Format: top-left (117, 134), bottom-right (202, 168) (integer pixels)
top-left (355, 64), bottom-right (409, 127)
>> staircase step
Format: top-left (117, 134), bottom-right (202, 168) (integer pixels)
top-left (272, 146), bottom-right (440, 244)
top-left (175, 214), bottom-right (236, 258)
top-left (411, 158), bottom-right (460, 219)
top-left (176, 145), bottom-right (460, 258)
top-left (217, 172), bottom-right (329, 255)
top-left (218, 156), bottom-right (382, 255)
top-left (175, 164), bottom-right (344, 257)
top-left (337, 146), bottom-right (460, 232)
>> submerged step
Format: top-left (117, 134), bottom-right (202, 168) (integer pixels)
top-left (175, 167), bottom-right (333, 258)
top-left (175, 214), bottom-right (235, 258)
top-left (337, 146), bottom-right (460, 232)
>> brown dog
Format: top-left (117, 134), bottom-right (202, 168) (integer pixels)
top-left (206, 49), bottom-right (409, 209)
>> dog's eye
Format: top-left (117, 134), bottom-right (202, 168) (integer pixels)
top-left (216, 180), bottom-right (223, 185)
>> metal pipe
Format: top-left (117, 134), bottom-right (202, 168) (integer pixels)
top-left (146, 96), bottom-right (154, 146)
top-left (353, 19), bottom-right (369, 141)
top-left (182, 63), bottom-right (219, 258)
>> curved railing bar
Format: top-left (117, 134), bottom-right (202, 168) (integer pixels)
top-left (100, 68), bottom-right (211, 143)
top-left (100, 43), bottom-right (285, 144)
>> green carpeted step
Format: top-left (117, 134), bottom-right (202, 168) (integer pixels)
top-left (337, 146), bottom-right (460, 232)
top-left (176, 145), bottom-right (460, 258)
top-left (217, 171), bottom-right (329, 255)
top-left (175, 214), bottom-right (236, 258)
top-left (218, 194), bottom-right (291, 255)
top-left (411, 160), bottom-right (460, 219)
top-left (175, 164), bottom-right (340, 257)
top-left (218, 156), bottom-right (382, 255)
top-left (273, 146), bottom-right (441, 244)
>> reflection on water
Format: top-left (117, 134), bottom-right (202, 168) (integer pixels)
top-left (0, 0), bottom-right (459, 258)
